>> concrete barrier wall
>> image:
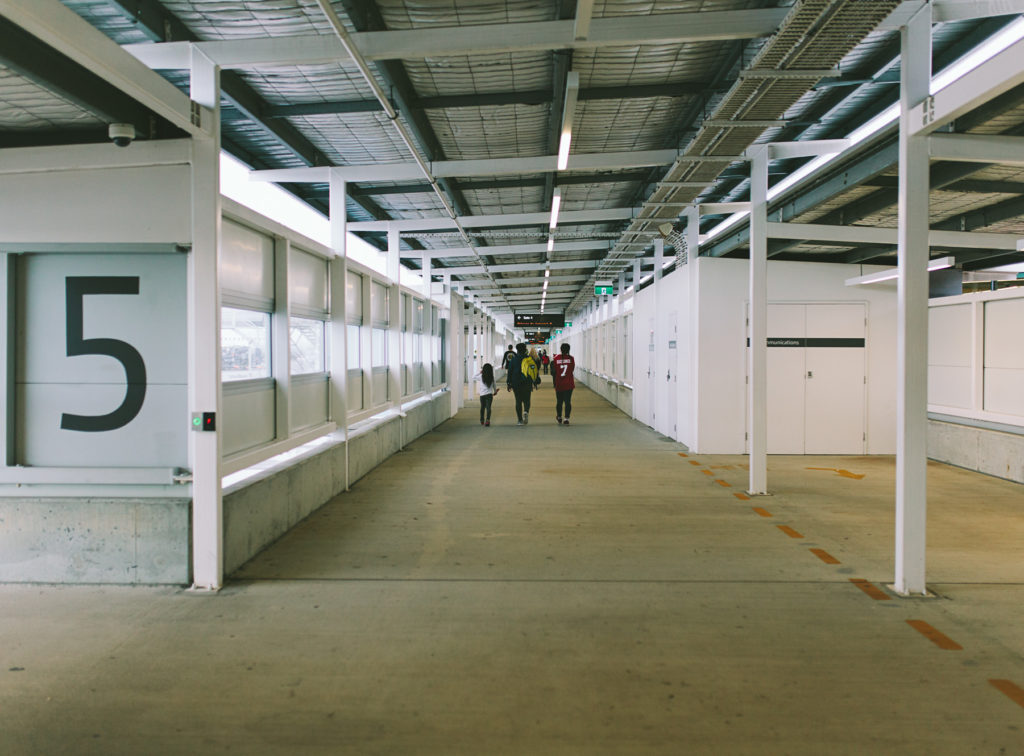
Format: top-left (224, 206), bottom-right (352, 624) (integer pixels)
top-left (0, 497), bottom-right (190, 584)
top-left (223, 392), bottom-right (451, 576)
top-left (928, 419), bottom-right (1024, 484)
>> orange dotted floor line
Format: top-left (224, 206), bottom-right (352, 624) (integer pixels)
top-left (906, 620), bottom-right (962, 650)
top-left (849, 578), bottom-right (892, 601)
top-left (809, 548), bottom-right (840, 565)
top-left (990, 680), bottom-right (1024, 708)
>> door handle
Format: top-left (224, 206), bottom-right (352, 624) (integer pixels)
top-left (807, 371), bottom-right (813, 378)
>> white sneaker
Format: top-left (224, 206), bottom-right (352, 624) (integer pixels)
top-left (523, 412), bottom-right (529, 425)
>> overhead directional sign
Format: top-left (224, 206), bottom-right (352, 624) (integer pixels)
top-left (594, 280), bottom-right (614, 295)
top-left (514, 312), bottom-right (565, 329)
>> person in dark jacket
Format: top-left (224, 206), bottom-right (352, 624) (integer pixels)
top-left (506, 343), bottom-right (534, 425)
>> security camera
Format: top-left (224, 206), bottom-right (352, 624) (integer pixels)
top-left (108, 123), bottom-right (136, 148)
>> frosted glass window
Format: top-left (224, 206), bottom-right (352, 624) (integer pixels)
top-left (222, 307), bottom-right (271, 381)
top-left (371, 281), bottom-right (389, 326)
top-left (372, 328), bottom-right (388, 368)
top-left (289, 317), bottom-right (325, 375)
top-left (347, 324), bottom-right (361, 369)
top-left (289, 249), bottom-right (328, 317)
top-left (346, 271), bottom-right (363, 323)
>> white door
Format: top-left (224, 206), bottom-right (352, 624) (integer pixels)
top-left (766, 304), bottom-right (806, 454)
top-left (750, 303), bottom-right (867, 454)
top-left (665, 311), bottom-right (679, 439)
top-left (647, 317), bottom-right (656, 428)
top-left (804, 303), bottom-right (866, 454)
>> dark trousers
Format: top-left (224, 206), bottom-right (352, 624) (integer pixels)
top-left (556, 389), bottom-right (573, 419)
top-left (479, 394), bottom-right (493, 423)
top-left (513, 384), bottom-right (532, 421)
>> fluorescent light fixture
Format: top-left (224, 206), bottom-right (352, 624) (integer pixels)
top-left (845, 256), bottom-right (956, 286)
top-left (547, 236), bottom-right (554, 253)
top-left (557, 72), bottom-right (580, 171)
top-left (557, 133), bottom-right (572, 171)
top-left (703, 18), bottom-right (1024, 247)
top-left (544, 268), bottom-right (551, 278)
top-left (549, 188), bottom-right (562, 230)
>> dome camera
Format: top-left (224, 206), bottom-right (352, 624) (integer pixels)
top-left (108, 123), bottom-right (136, 148)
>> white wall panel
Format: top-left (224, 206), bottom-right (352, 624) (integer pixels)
top-left (0, 165), bottom-right (190, 244)
top-left (223, 383), bottom-right (275, 456)
top-left (984, 298), bottom-right (1024, 369)
top-left (290, 375), bottom-right (329, 432)
top-left (928, 303), bottom-right (972, 409)
top-left (14, 252), bottom-right (187, 467)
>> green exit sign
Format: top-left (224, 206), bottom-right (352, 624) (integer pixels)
top-left (594, 280), bottom-right (613, 295)
top-left (565, 321), bottom-right (572, 327)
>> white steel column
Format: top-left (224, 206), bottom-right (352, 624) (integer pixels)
top-left (685, 205), bottom-right (701, 449)
top-left (632, 257), bottom-right (641, 291)
top-left (654, 238), bottom-right (664, 281)
top-left (387, 224), bottom-right (402, 405)
top-left (895, 4), bottom-right (932, 596)
top-left (328, 171), bottom-right (350, 490)
top-left (188, 50), bottom-right (223, 590)
top-left (1, 254), bottom-right (12, 466)
top-left (272, 236), bottom-right (291, 440)
top-left (748, 147), bottom-right (769, 495)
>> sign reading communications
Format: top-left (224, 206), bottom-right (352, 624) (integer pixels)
top-left (514, 313), bottom-right (565, 329)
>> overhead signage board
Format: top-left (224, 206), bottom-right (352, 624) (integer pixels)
top-left (514, 312), bottom-right (565, 329)
top-left (594, 280), bottom-right (614, 296)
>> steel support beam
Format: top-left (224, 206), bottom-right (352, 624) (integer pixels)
top-left (748, 148), bottom-right (769, 496)
top-left (895, 4), bottom-right (932, 597)
top-left (188, 50), bottom-right (223, 591)
top-left (124, 8), bottom-right (789, 67)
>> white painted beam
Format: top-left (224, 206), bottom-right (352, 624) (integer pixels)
top-left (767, 140), bottom-right (850, 159)
top-left (250, 149), bottom-right (677, 184)
top-left (401, 241), bottom-right (612, 259)
top-left (125, 8), bottom-right (788, 68)
top-left (748, 147), bottom-right (769, 496)
top-left (911, 34), bottom-right (1024, 137)
top-left (928, 133), bottom-right (1024, 165)
top-left (0, 0), bottom-right (210, 137)
top-left (767, 222), bottom-right (1021, 250)
top-left (882, 0), bottom-right (1024, 28)
top-left (440, 259), bottom-right (600, 275)
top-left (0, 140), bottom-right (192, 175)
top-left (895, 2), bottom-right (932, 597)
top-left (349, 207), bottom-right (638, 232)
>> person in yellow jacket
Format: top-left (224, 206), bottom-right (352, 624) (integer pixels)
top-left (509, 343), bottom-right (540, 425)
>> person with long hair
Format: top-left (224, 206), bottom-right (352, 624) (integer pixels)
top-left (474, 362), bottom-right (497, 426)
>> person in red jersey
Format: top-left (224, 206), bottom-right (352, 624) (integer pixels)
top-left (551, 342), bottom-right (576, 425)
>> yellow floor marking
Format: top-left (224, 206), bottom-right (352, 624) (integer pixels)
top-left (709, 465), bottom-right (736, 470)
top-left (849, 578), bottom-right (891, 601)
top-left (751, 506), bottom-right (771, 517)
top-left (688, 460), bottom-right (702, 467)
top-left (678, 452), bottom-right (689, 458)
top-left (990, 680), bottom-right (1024, 708)
top-left (805, 467), bottom-right (865, 480)
top-left (701, 469), bottom-right (714, 476)
top-left (777, 525), bottom-right (803, 539)
top-left (809, 548), bottom-right (840, 565)
top-left (906, 620), bottom-right (962, 650)
top-left (734, 493), bottom-right (751, 501)
top-left (714, 479), bottom-right (731, 487)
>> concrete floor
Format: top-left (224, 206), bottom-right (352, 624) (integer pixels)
top-left (3, 383), bottom-right (1024, 754)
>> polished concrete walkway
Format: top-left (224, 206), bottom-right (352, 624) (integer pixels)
top-left (3, 383), bottom-right (1024, 754)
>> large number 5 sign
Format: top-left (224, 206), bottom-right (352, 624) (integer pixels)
top-left (60, 276), bottom-right (147, 432)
